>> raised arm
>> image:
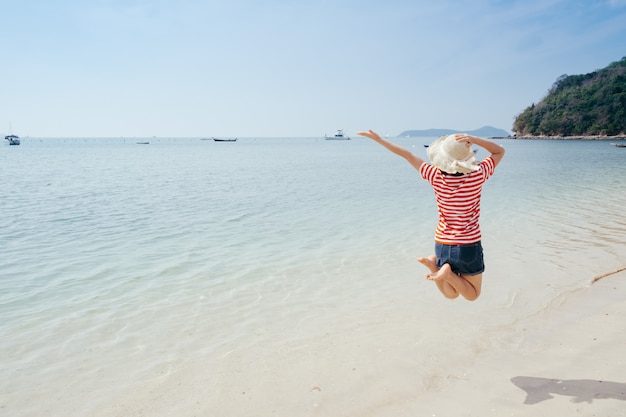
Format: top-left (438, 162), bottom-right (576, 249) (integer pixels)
top-left (456, 134), bottom-right (505, 167)
top-left (357, 130), bottom-right (425, 171)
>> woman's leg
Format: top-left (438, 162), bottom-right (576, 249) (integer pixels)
top-left (425, 264), bottom-right (482, 301)
top-left (417, 256), bottom-right (460, 299)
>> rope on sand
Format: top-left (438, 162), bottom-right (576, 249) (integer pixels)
top-left (592, 267), bottom-right (626, 284)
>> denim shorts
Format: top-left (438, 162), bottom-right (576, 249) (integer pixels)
top-left (435, 241), bottom-right (485, 276)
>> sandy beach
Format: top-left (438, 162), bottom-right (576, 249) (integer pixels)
top-left (412, 269), bottom-right (626, 417)
top-left (108, 269), bottom-right (626, 417)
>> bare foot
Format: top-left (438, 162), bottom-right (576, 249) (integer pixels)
top-left (417, 255), bottom-right (438, 273)
top-left (426, 263), bottom-right (453, 281)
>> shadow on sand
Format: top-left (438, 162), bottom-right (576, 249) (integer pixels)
top-left (511, 376), bottom-right (626, 405)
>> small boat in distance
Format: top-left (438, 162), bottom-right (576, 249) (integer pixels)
top-left (213, 137), bottom-right (237, 142)
top-left (325, 129), bottom-right (350, 140)
top-left (136, 141), bottom-right (150, 145)
top-left (612, 143), bottom-right (626, 148)
top-left (5, 134), bottom-right (20, 145)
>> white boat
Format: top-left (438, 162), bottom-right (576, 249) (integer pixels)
top-left (325, 129), bottom-right (350, 140)
top-left (5, 134), bottom-right (20, 145)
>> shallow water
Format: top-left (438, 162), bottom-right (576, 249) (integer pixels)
top-left (1, 137), bottom-right (625, 415)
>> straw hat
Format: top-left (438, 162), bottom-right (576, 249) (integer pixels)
top-left (427, 134), bottom-right (479, 174)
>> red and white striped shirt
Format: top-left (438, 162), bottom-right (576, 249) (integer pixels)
top-left (419, 157), bottom-right (496, 245)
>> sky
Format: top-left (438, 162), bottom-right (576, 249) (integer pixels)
top-left (1, 0), bottom-right (625, 138)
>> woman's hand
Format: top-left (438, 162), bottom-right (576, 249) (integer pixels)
top-left (455, 134), bottom-right (506, 167)
top-left (357, 130), bottom-right (382, 141)
top-left (356, 129), bottom-right (425, 170)
top-left (455, 133), bottom-right (474, 147)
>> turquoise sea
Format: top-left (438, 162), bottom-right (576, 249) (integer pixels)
top-left (1, 137), bottom-right (625, 416)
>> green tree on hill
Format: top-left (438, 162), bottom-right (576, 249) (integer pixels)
top-left (513, 56), bottom-right (626, 136)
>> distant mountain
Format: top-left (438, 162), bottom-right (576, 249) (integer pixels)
top-left (398, 126), bottom-right (510, 138)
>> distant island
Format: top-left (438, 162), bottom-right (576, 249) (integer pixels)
top-left (398, 125), bottom-right (510, 138)
top-left (513, 56), bottom-right (626, 137)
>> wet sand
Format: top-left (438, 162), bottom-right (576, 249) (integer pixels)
top-left (414, 269), bottom-right (626, 417)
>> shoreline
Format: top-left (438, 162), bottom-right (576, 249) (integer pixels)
top-left (491, 134), bottom-right (626, 140)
